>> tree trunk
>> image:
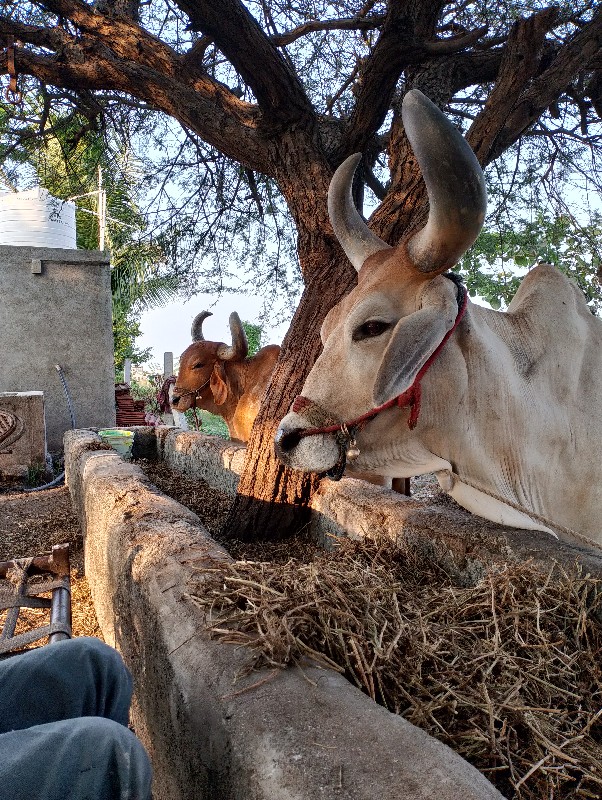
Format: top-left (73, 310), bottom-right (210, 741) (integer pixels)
top-left (223, 241), bottom-right (356, 541)
top-left (222, 131), bottom-right (362, 542)
top-left (222, 130), bottom-right (424, 543)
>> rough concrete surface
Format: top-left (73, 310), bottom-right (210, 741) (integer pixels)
top-left (131, 427), bottom-right (246, 496)
top-left (65, 429), bottom-right (504, 800)
top-left (0, 391), bottom-right (47, 476)
top-left (0, 246), bottom-right (115, 451)
top-left (311, 477), bottom-right (602, 579)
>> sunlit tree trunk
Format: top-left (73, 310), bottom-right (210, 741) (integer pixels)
top-left (223, 139), bottom-right (358, 541)
top-left (224, 133), bottom-right (427, 541)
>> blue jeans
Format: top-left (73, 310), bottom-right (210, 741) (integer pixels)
top-left (0, 637), bottom-right (152, 800)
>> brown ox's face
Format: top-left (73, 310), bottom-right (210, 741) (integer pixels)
top-left (171, 341), bottom-right (230, 412)
top-left (171, 310), bottom-right (249, 415)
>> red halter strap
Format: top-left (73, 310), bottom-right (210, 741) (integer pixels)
top-left (293, 279), bottom-right (468, 439)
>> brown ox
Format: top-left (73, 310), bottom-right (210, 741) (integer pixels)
top-left (171, 311), bottom-right (280, 442)
top-left (275, 89), bottom-right (602, 546)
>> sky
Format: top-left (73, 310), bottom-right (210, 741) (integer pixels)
top-left (137, 291), bottom-right (294, 371)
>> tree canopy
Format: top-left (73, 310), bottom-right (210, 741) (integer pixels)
top-left (2, 1), bottom-right (601, 315)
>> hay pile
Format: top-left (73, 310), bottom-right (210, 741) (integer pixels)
top-left (187, 537), bottom-right (602, 800)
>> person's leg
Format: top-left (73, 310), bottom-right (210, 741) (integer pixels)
top-left (0, 638), bottom-right (133, 733)
top-left (0, 716), bottom-right (152, 800)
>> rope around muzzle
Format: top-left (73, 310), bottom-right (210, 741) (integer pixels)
top-left (173, 377), bottom-right (211, 407)
top-left (289, 275), bottom-right (468, 480)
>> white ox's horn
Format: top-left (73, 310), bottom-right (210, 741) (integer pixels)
top-left (403, 89), bottom-right (487, 273)
top-left (191, 311), bottom-right (213, 341)
top-left (327, 90), bottom-right (487, 275)
top-left (327, 154), bottom-right (392, 271)
top-left (216, 312), bottom-right (249, 361)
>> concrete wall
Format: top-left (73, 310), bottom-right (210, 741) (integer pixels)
top-left (0, 246), bottom-right (115, 451)
top-left (65, 429), bottom-right (504, 800)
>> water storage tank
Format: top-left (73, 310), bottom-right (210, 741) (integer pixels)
top-left (0, 188), bottom-right (76, 248)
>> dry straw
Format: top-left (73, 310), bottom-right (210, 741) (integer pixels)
top-left (187, 536), bottom-right (602, 800)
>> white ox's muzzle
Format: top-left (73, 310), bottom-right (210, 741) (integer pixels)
top-left (274, 410), bottom-right (342, 474)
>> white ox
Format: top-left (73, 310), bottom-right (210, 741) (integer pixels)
top-left (275, 89), bottom-right (602, 545)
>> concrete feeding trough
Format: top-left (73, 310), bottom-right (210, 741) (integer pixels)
top-left (65, 427), bottom-right (602, 800)
top-left (66, 428), bottom-right (507, 800)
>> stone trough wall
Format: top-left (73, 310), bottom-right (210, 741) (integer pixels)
top-left (133, 427), bottom-right (602, 581)
top-left (65, 427), bottom-right (602, 800)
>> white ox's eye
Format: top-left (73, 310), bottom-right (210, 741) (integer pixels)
top-left (352, 320), bottom-right (391, 341)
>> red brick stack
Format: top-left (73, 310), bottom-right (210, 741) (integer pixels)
top-left (115, 384), bottom-right (147, 426)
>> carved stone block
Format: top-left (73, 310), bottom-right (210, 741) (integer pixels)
top-left (0, 392), bottom-right (47, 477)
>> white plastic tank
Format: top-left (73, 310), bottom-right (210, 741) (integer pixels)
top-left (0, 188), bottom-right (76, 248)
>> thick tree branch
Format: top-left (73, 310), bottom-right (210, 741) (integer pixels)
top-left (586, 69), bottom-right (602, 118)
top-left (94, 0), bottom-right (141, 22)
top-left (182, 35), bottom-right (214, 70)
top-left (0, 17), bottom-right (72, 50)
top-left (467, 8), bottom-right (560, 165)
top-left (410, 46), bottom-right (503, 106)
top-left (172, 0), bottom-right (315, 133)
top-left (0, 13), bottom-right (273, 173)
top-left (469, 7), bottom-right (602, 164)
top-left (32, 0), bottom-right (173, 70)
top-left (364, 162), bottom-right (387, 200)
top-left (334, 0), bottom-right (445, 162)
top-left (425, 24), bottom-right (488, 54)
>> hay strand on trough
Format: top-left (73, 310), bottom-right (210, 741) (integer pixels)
top-left (187, 536), bottom-right (602, 800)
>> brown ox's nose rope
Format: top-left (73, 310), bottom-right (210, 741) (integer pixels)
top-left (173, 377), bottom-right (211, 406)
top-left (289, 277), bottom-right (468, 479)
top-left (172, 377), bottom-right (212, 431)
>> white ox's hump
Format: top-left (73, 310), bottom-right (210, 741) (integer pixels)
top-left (470, 263), bottom-right (602, 541)
top-left (486, 263), bottom-right (602, 390)
top-left (507, 262), bottom-right (592, 317)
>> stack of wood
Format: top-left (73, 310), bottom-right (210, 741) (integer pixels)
top-left (114, 384), bottom-right (147, 426)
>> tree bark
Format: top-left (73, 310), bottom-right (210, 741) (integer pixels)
top-left (223, 252), bottom-right (356, 541)
top-left (223, 133), bottom-right (358, 541)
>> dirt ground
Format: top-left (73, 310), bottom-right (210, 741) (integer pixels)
top-left (0, 479), bottom-right (102, 640)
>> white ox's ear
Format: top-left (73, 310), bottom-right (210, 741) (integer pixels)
top-left (373, 281), bottom-right (459, 406)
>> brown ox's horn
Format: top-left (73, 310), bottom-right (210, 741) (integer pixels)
top-left (191, 311), bottom-right (213, 342)
top-left (327, 154), bottom-right (392, 272)
top-left (216, 312), bottom-right (249, 361)
top-left (402, 89), bottom-right (487, 274)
